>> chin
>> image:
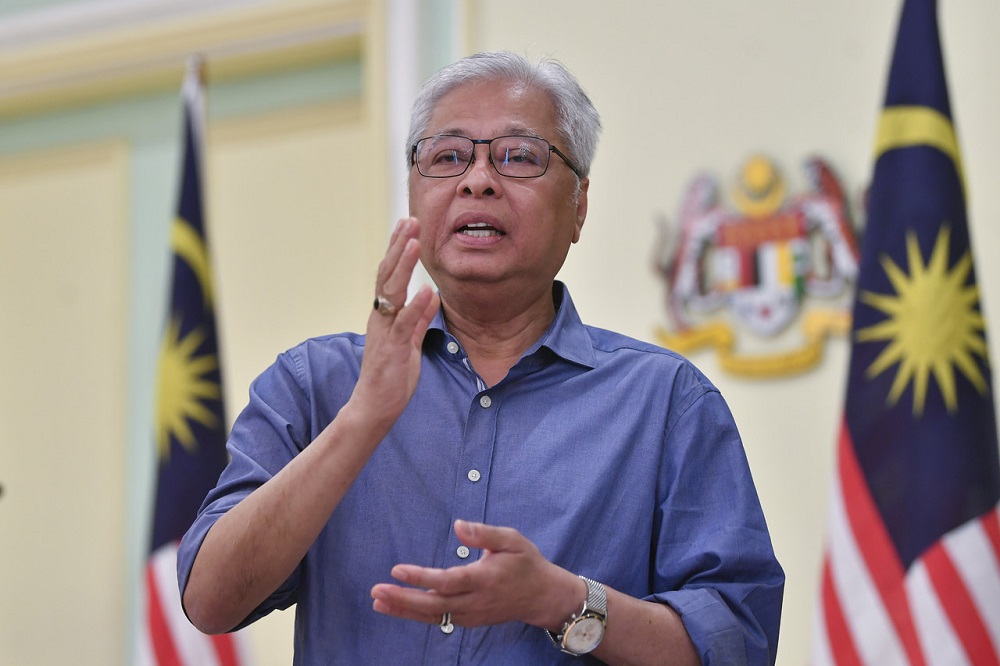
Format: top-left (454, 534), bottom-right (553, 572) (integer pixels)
top-left (436, 269), bottom-right (509, 289)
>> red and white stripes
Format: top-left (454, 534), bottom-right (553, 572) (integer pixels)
top-left (813, 422), bottom-right (1000, 666)
top-left (138, 543), bottom-right (250, 666)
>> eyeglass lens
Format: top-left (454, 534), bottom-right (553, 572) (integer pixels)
top-left (414, 135), bottom-right (550, 178)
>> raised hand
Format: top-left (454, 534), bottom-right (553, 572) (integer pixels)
top-left (351, 217), bottom-right (439, 426)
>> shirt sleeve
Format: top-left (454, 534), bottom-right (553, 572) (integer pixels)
top-left (647, 377), bottom-right (785, 665)
top-left (176, 349), bottom-right (314, 629)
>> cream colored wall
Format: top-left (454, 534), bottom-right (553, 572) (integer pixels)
top-left (0, 142), bottom-right (129, 663)
top-left (209, 100), bottom-right (380, 393)
top-left (469, 2), bottom-right (1000, 665)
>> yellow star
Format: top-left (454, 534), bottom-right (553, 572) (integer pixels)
top-left (155, 315), bottom-right (221, 459)
top-left (856, 225), bottom-right (988, 416)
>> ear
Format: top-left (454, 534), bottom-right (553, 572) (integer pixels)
top-left (407, 172), bottom-right (417, 216)
top-left (572, 178), bottom-right (589, 244)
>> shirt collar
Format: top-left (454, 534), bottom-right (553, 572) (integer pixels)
top-left (427, 281), bottom-right (596, 370)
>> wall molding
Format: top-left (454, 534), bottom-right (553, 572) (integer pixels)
top-left (0, 0), bottom-right (366, 118)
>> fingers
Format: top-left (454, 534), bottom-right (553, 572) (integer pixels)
top-left (370, 522), bottom-right (536, 628)
top-left (371, 218), bottom-right (438, 338)
top-left (386, 564), bottom-right (463, 598)
top-left (352, 218), bottom-right (434, 425)
top-left (369, 561), bottom-right (473, 625)
top-left (454, 519), bottom-right (519, 553)
top-left (370, 585), bottom-right (447, 626)
top-left (372, 284), bottom-right (438, 350)
top-left (375, 217), bottom-right (421, 307)
top-left (407, 286), bottom-right (441, 346)
top-left (372, 574), bottom-right (465, 628)
top-left (384, 522), bottom-right (526, 597)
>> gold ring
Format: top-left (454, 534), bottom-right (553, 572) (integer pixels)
top-left (373, 295), bottom-right (399, 316)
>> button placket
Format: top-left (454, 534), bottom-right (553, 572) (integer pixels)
top-left (446, 389), bottom-right (499, 572)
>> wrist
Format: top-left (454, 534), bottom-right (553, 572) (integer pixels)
top-left (541, 572), bottom-right (589, 632)
top-left (338, 395), bottom-right (398, 440)
top-left (545, 575), bottom-right (608, 656)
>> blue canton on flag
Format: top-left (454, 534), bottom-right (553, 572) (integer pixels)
top-left (813, 0), bottom-right (1000, 663)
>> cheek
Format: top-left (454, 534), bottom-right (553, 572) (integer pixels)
top-left (409, 185), bottom-right (448, 222)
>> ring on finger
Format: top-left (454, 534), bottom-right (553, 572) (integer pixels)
top-left (373, 295), bottom-right (399, 316)
top-left (439, 612), bottom-right (454, 634)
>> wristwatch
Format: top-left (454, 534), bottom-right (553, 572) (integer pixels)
top-left (546, 576), bottom-right (608, 655)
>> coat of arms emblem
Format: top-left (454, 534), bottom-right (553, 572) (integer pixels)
top-left (654, 155), bottom-right (860, 376)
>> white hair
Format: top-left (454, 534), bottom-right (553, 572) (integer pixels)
top-left (406, 51), bottom-right (602, 178)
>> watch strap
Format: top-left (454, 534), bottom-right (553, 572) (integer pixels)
top-left (545, 576), bottom-right (608, 655)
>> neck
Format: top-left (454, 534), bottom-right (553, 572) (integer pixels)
top-left (440, 283), bottom-right (557, 386)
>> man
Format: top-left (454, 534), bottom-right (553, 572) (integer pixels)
top-left (179, 51), bottom-right (784, 664)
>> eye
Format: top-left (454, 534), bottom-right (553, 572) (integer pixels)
top-left (418, 137), bottom-right (473, 173)
top-left (496, 138), bottom-right (545, 168)
top-left (431, 149), bottom-right (462, 165)
top-left (507, 148), bottom-right (534, 164)
top-left (523, 145), bottom-right (546, 166)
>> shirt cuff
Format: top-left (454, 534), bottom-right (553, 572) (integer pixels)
top-left (656, 588), bottom-right (749, 665)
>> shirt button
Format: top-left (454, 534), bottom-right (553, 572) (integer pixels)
top-left (479, 395), bottom-right (492, 409)
top-left (446, 341), bottom-right (459, 354)
top-left (457, 546), bottom-right (470, 559)
top-left (467, 469), bottom-right (481, 482)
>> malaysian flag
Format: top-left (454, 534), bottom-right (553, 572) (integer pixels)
top-left (811, 0), bottom-right (1000, 663)
top-left (137, 56), bottom-right (250, 666)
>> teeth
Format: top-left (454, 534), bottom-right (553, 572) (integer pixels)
top-left (459, 222), bottom-right (501, 237)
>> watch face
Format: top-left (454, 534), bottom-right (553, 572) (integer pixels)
top-left (564, 616), bottom-right (605, 654)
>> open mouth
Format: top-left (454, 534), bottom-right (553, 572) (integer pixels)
top-left (458, 222), bottom-right (504, 238)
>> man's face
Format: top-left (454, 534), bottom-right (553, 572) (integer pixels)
top-left (408, 80), bottom-right (589, 295)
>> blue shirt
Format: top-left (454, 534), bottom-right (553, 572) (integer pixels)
top-left (178, 283), bottom-right (784, 665)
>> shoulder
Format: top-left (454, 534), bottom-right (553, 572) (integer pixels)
top-left (253, 331), bottom-right (367, 396)
top-left (581, 324), bottom-right (729, 425)
top-left (585, 325), bottom-right (715, 386)
top-left (279, 331), bottom-right (366, 367)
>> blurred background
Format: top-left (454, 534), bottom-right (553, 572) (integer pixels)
top-left (1, 1), bottom-right (997, 664)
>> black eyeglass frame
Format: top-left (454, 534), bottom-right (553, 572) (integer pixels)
top-left (409, 134), bottom-right (583, 179)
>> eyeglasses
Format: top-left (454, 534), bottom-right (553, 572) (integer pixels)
top-left (410, 134), bottom-right (582, 179)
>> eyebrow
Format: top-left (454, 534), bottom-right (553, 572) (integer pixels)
top-left (431, 125), bottom-right (543, 139)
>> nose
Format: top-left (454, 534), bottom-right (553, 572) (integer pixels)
top-left (457, 144), bottom-right (499, 197)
